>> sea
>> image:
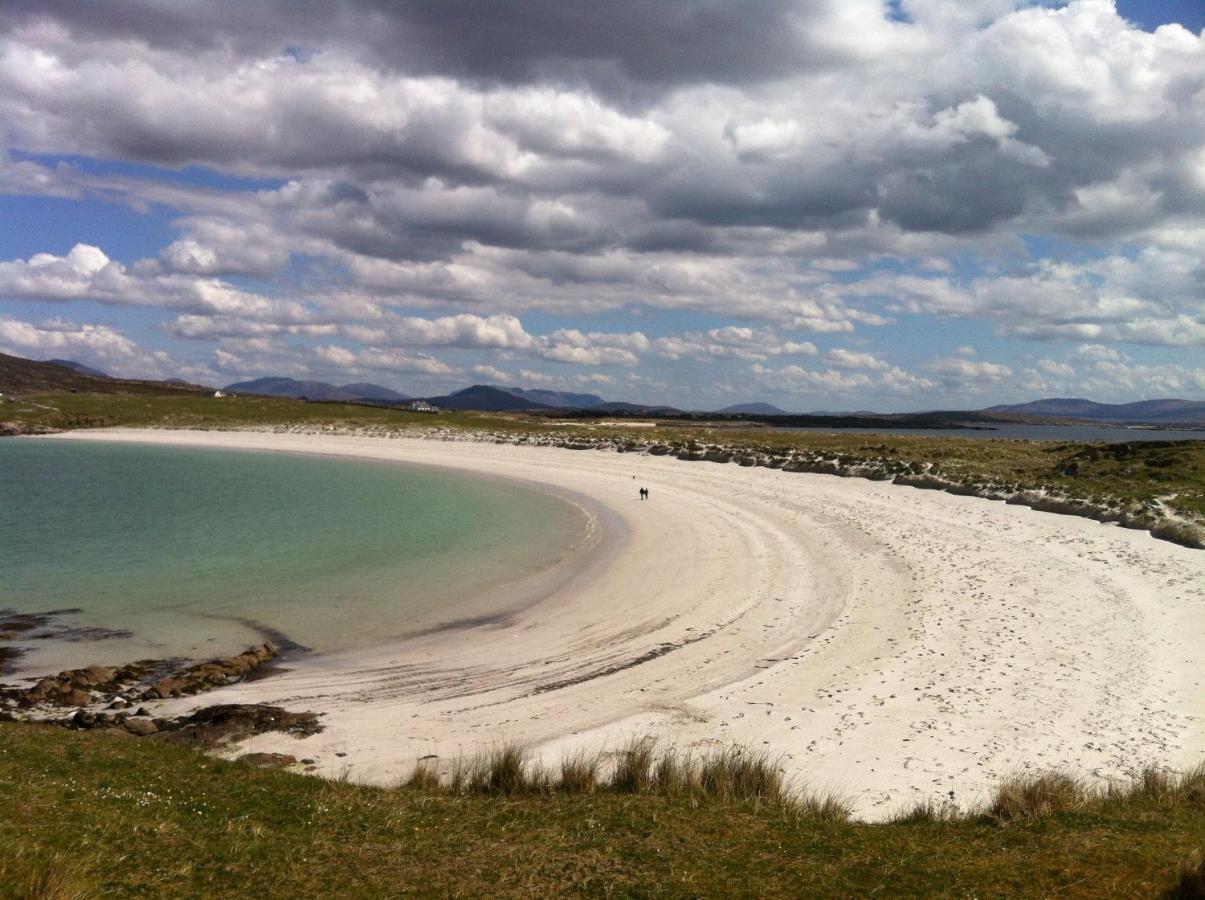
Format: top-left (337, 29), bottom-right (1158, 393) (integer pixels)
top-left (0, 440), bottom-right (587, 677)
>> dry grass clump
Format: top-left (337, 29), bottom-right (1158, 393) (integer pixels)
top-left (557, 748), bottom-right (601, 793)
top-left (402, 758), bottom-right (441, 791)
top-left (1121, 763), bottom-right (1205, 809)
top-left (444, 744), bottom-right (548, 794)
top-left (609, 736), bottom-right (658, 793)
top-left (985, 763), bottom-right (1205, 824)
top-left (402, 737), bottom-right (850, 820)
top-left (4, 850), bottom-right (95, 900)
top-left (986, 772), bottom-right (1090, 822)
top-left (889, 799), bottom-right (961, 825)
top-left (696, 745), bottom-right (785, 803)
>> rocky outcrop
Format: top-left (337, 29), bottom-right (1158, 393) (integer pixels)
top-left (62, 702), bottom-right (321, 746)
top-left (9, 662), bottom-right (149, 709)
top-left (1, 643), bottom-right (279, 711)
top-left (144, 643), bottom-right (278, 699)
top-left (0, 421), bottom-right (61, 437)
top-left (155, 703), bottom-right (322, 747)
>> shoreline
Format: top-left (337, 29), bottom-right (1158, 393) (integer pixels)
top-left (24, 427), bottom-right (1205, 820)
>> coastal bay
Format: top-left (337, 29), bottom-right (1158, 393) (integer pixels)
top-left (27, 427), bottom-right (1205, 822)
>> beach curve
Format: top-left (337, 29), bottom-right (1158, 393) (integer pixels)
top-left (44, 428), bottom-right (1205, 820)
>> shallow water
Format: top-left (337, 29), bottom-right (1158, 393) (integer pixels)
top-left (0, 440), bottom-right (586, 675)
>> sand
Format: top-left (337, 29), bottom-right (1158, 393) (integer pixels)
top-left (45, 428), bottom-right (1205, 819)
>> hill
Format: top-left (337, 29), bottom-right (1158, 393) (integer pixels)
top-left (716, 402), bottom-right (788, 415)
top-left (338, 382), bottom-right (409, 402)
top-left (224, 377), bottom-right (406, 403)
top-left (986, 397), bottom-right (1205, 425)
top-left (47, 358), bottom-right (110, 378)
top-left (0, 351), bottom-right (207, 396)
top-left (424, 385), bottom-right (557, 411)
top-left (502, 387), bottom-right (605, 408)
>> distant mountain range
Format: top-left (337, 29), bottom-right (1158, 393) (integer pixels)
top-left (223, 377), bottom-right (408, 403)
top-left (3, 352), bottom-right (1202, 427)
top-left (986, 398), bottom-right (1205, 425)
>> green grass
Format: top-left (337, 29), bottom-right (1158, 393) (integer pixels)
top-left (0, 391), bottom-right (544, 435)
top-left (1, 723), bottom-right (1202, 898)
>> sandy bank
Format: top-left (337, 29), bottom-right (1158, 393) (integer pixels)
top-left (44, 428), bottom-right (1205, 819)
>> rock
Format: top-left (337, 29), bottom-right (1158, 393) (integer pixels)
top-left (80, 665), bottom-right (116, 686)
top-left (66, 688), bottom-right (91, 707)
top-left (238, 752), bottom-right (297, 769)
top-left (135, 643), bottom-right (280, 702)
top-left (123, 717), bottom-right (158, 737)
top-left (151, 704), bottom-right (322, 748)
top-left (150, 677), bottom-right (183, 699)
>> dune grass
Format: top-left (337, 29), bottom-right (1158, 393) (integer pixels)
top-left (2, 722), bottom-right (1203, 897)
top-left (407, 738), bottom-right (838, 821)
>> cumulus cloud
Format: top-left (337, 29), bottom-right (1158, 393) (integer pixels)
top-left (0, 244), bottom-right (312, 322)
top-left (0, 316), bottom-right (170, 377)
top-left (827, 348), bottom-right (888, 369)
top-left (0, 2), bottom-right (1202, 406)
top-left (654, 327), bottom-right (817, 361)
top-left (928, 356), bottom-right (1014, 392)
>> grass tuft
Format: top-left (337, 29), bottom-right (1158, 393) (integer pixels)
top-left (790, 791), bottom-right (853, 824)
top-left (403, 758), bottom-right (441, 791)
top-left (986, 771), bottom-right (1088, 823)
top-left (652, 746), bottom-right (694, 795)
top-left (696, 745), bottom-right (786, 803)
top-left (609, 736), bottom-right (658, 794)
top-left (445, 743), bottom-right (548, 795)
top-left (889, 799), bottom-right (960, 825)
top-left (14, 852), bottom-right (94, 900)
top-left (557, 748), bottom-right (602, 793)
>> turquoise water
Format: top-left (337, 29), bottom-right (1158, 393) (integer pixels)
top-left (0, 440), bottom-right (586, 673)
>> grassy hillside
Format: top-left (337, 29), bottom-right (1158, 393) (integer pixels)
top-left (0, 352), bottom-right (207, 396)
top-left (0, 390), bottom-right (539, 434)
top-left (1, 722), bottom-right (1202, 898)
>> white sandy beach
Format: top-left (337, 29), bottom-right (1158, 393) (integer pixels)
top-left (46, 428), bottom-right (1205, 820)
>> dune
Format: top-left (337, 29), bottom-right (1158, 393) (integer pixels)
top-left (45, 427), bottom-right (1205, 820)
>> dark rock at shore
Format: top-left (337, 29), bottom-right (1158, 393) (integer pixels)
top-left (26, 702), bottom-right (322, 750)
top-left (238, 751), bottom-right (298, 768)
top-left (146, 642), bottom-right (278, 699)
top-left (156, 704), bottom-right (322, 747)
top-left (0, 421), bottom-right (61, 437)
top-left (0, 642), bottom-right (279, 711)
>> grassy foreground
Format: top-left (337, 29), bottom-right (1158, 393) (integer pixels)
top-left (1, 723), bottom-right (1202, 898)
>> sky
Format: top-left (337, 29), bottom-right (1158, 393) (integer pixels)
top-left (0, 1), bottom-right (1202, 411)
